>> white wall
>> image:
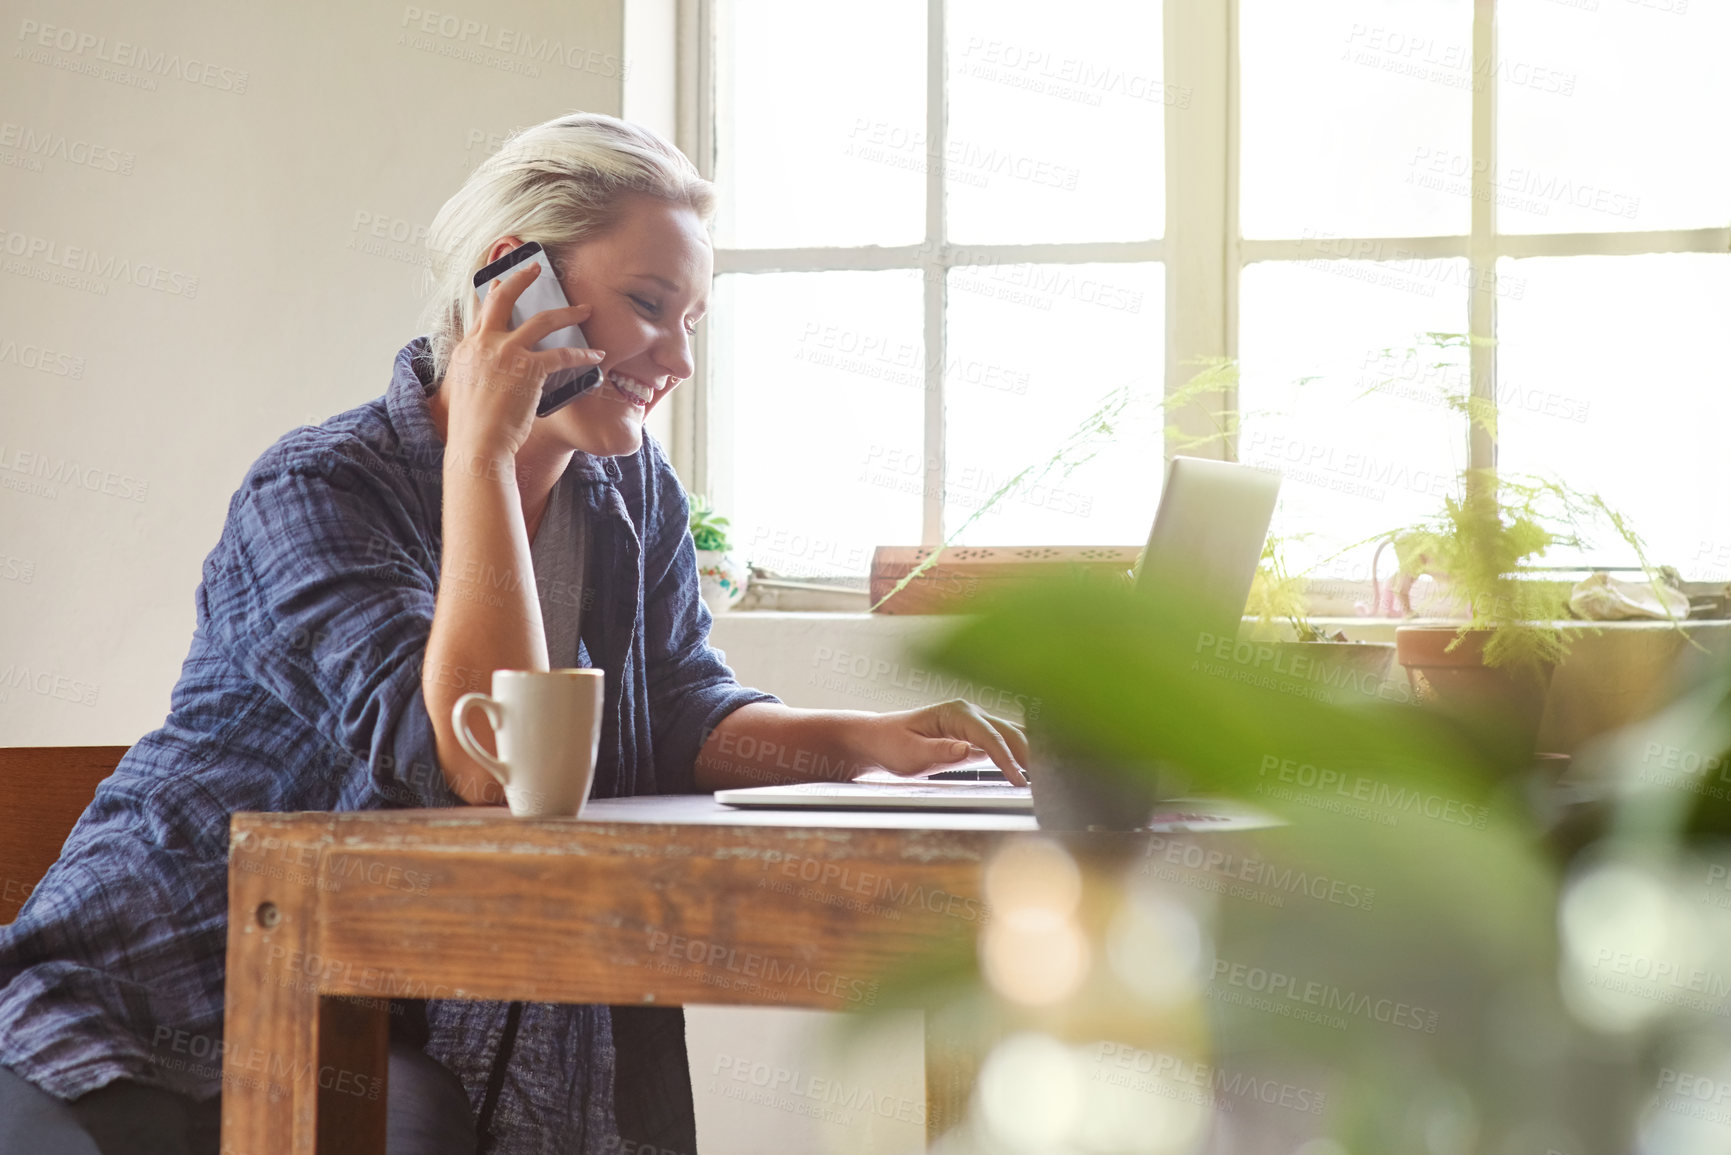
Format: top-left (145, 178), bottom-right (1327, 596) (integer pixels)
top-left (0, 0), bottom-right (628, 743)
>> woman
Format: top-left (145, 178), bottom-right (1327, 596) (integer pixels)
top-left (0, 113), bottom-right (1029, 1154)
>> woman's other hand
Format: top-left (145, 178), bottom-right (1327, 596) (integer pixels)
top-left (442, 262), bottom-right (606, 460)
top-left (859, 699), bottom-right (1032, 785)
top-left (694, 701), bottom-right (1034, 792)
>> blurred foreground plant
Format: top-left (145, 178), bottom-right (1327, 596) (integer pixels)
top-left (844, 575), bottom-right (1726, 1155)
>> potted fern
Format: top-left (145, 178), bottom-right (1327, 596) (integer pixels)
top-left (688, 494), bottom-right (748, 614)
top-left (1342, 332), bottom-right (1686, 755)
top-left (1387, 469), bottom-right (1680, 758)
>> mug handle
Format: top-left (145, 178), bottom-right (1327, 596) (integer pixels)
top-left (452, 693), bottom-right (511, 789)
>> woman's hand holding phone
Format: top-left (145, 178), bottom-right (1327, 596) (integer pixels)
top-left (443, 261), bottom-right (606, 462)
top-left (429, 260), bottom-right (602, 805)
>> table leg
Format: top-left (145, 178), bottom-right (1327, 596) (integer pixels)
top-left (223, 830), bottom-right (388, 1154)
top-left (315, 997), bottom-right (389, 1154)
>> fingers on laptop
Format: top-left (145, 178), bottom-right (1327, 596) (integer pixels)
top-left (983, 712), bottom-right (1031, 777)
top-left (960, 707), bottom-right (1029, 786)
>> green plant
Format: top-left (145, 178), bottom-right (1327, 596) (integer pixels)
top-left (1346, 330), bottom-right (1685, 670)
top-left (687, 493), bottom-right (732, 553)
top-left (1379, 468), bottom-right (1682, 671)
top-left (1357, 329), bottom-right (1496, 436)
top-left (1246, 533), bottom-right (1333, 642)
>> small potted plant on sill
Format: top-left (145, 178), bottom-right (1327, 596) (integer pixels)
top-left (1246, 533), bottom-right (1401, 707)
top-left (688, 494), bottom-right (748, 615)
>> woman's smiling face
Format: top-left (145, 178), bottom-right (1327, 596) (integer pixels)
top-left (488, 195), bottom-right (711, 458)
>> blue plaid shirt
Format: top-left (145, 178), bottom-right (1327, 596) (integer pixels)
top-left (0, 337), bottom-right (775, 1150)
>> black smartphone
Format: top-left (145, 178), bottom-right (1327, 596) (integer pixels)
top-left (472, 241), bottom-right (602, 417)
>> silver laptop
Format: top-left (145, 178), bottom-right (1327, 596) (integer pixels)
top-left (717, 456), bottom-right (1281, 813)
top-left (714, 779), bottom-right (1035, 812)
top-left (1138, 456), bottom-right (1283, 636)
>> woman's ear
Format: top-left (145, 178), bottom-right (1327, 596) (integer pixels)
top-left (486, 235), bottom-right (525, 264)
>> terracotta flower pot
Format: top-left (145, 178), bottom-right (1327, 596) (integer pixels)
top-left (1395, 627), bottom-right (1555, 758)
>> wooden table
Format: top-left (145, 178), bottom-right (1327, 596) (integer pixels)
top-left (220, 795), bottom-right (1269, 1153)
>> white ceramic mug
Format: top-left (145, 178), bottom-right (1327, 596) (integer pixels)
top-left (452, 669), bottom-right (605, 817)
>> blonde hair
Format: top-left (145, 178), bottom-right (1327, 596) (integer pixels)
top-left (418, 112), bottom-right (715, 385)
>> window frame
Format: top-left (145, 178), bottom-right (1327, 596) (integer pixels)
top-left (677, 0), bottom-right (1731, 596)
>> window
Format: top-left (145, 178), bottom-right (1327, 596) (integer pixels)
top-left (1495, 2), bottom-right (1731, 578)
top-left (1237, 0), bottom-right (1476, 583)
top-left (686, 0), bottom-right (1166, 580)
top-left (681, 0), bottom-right (1731, 588)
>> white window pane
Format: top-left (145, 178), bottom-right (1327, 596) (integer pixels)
top-left (713, 0), bottom-right (925, 248)
top-left (1500, 4), bottom-right (1731, 235)
top-left (1241, 0), bottom-right (1472, 240)
top-left (1238, 260), bottom-right (1470, 575)
top-left (716, 271), bottom-right (925, 577)
top-left (947, 0), bottom-right (1164, 244)
top-left (945, 263), bottom-right (1165, 544)
top-left (1497, 255), bottom-right (1731, 577)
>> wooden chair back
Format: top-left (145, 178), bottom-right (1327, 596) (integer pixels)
top-left (0, 746), bottom-right (129, 923)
